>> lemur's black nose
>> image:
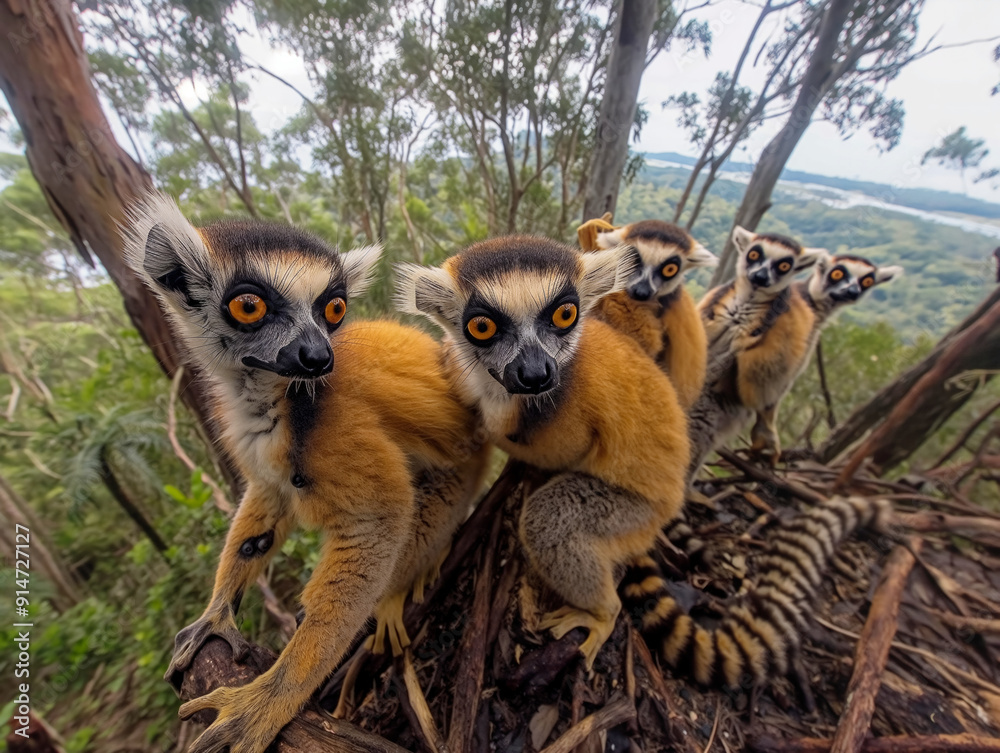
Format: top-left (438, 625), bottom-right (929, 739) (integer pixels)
top-left (298, 341), bottom-right (333, 375)
top-left (750, 268), bottom-right (771, 287)
top-left (517, 361), bottom-right (553, 391)
top-left (504, 346), bottom-right (558, 395)
top-left (266, 330), bottom-right (334, 378)
top-left (628, 281), bottom-right (653, 301)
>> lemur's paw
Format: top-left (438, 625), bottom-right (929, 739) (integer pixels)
top-left (179, 683), bottom-right (292, 753)
top-left (539, 607), bottom-right (615, 670)
top-left (751, 446), bottom-right (781, 467)
top-left (165, 611), bottom-right (250, 689)
top-left (411, 545), bottom-right (451, 604)
top-left (371, 591), bottom-right (410, 657)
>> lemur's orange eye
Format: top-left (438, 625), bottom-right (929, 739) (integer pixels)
top-left (467, 316), bottom-right (497, 340)
top-left (778, 261), bottom-right (792, 273)
top-left (662, 262), bottom-right (680, 278)
top-left (747, 247), bottom-right (761, 262)
top-left (552, 303), bottom-right (578, 329)
top-left (325, 297), bottom-right (347, 324)
top-left (228, 293), bottom-right (267, 324)
top-left (861, 276), bottom-right (874, 288)
top-left (830, 268), bottom-right (845, 281)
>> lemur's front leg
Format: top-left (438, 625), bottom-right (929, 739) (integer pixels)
top-left (520, 473), bottom-right (659, 669)
top-left (372, 447), bottom-right (489, 657)
top-left (750, 405), bottom-right (781, 465)
top-left (179, 511), bottom-right (408, 753)
top-left (166, 486), bottom-right (292, 687)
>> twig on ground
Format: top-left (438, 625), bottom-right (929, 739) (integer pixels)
top-left (748, 733), bottom-right (1000, 752)
top-left (830, 539), bottom-right (922, 753)
top-left (537, 695), bottom-right (635, 753)
top-left (716, 449), bottom-right (827, 504)
top-left (446, 509), bottom-right (502, 753)
top-left (400, 649), bottom-right (448, 753)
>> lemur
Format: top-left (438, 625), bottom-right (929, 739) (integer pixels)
top-left (576, 216), bottom-right (717, 410)
top-left (739, 253), bottom-right (902, 463)
top-left (123, 193), bottom-right (489, 753)
top-left (395, 237), bottom-right (890, 691)
top-left (396, 237), bottom-right (691, 669)
top-left (687, 226), bottom-right (826, 478)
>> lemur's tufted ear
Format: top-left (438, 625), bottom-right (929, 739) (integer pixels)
top-left (813, 250), bottom-right (833, 277)
top-left (394, 263), bottom-right (463, 330)
top-left (340, 243), bottom-right (384, 298)
top-left (875, 265), bottom-right (903, 285)
top-left (122, 191), bottom-right (212, 309)
top-left (687, 242), bottom-right (718, 269)
top-left (731, 225), bottom-right (756, 254)
top-left (577, 245), bottom-right (638, 310)
top-left (797, 246), bottom-right (829, 272)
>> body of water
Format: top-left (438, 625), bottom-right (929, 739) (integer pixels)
top-left (645, 159), bottom-right (1000, 241)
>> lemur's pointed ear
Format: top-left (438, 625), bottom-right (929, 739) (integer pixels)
top-left (122, 191), bottom-right (211, 308)
top-left (731, 225), bottom-right (756, 253)
top-left (341, 243), bottom-right (383, 297)
top-left (687, 242), bottom-right (718, 268)
top-left (797, 247), bottom-right (828, 271)
top-left (578, 245), bottom-right (637, 310)
top-left (875, 265), bottom-right (903, 285)
top-left (813, 251), bottom-right (832, 275)
top-left (395, 263), bottom-right (462, 329)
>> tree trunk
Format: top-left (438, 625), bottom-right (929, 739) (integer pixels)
top-left (581, 0), bottom-right (657, 222)
top-left (711, 0), bottom-right (854, 285)
top-left (818, 284), bottom-right (1000, 465)
top-left (0, 475), bottom-right (81, 611)
top-left (99, 458), bottom-right (169, 556)
top-left (0, 0), bottom-right (241, 497)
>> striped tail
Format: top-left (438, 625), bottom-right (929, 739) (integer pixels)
top-left (620, 496), bottom-right (890, 689)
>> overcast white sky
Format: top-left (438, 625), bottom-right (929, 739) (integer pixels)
top-left (3, 0), bottom-right (998, 203)
top-left (637, 0), bottom-right (1000, 200)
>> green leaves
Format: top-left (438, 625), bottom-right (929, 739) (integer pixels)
top-left (164, 469), bottom-right (214, 509)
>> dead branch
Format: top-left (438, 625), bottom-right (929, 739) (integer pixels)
top-left (830, 539), bottom-right (922, 753)
top-left (835, 295), bottom-right (1000, 488)
top-left (749, 733), bottom-right (1000, 752)
top-left (895, 511), bottom-right (1000, 549)
top-left (446, 508), bottom-right (502, 752)
top-left (399, 650), bottom-right (447, 753)
top-left (715, 449), bottom-right (827, 504)
top-left (927, 609), bottom-right (1000, 634)
top-left (929, 399), bottom-right (1000, 470)
top-left (537, 695), bottom-right (635, 753)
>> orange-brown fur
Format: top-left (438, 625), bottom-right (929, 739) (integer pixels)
top-left (577, 217), bottom-right (712, 410)
top-left (181, 324), bottom-right (489, 752)
top-left (492, 318), bottom-right (689, 519)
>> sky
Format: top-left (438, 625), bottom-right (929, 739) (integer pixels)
top-left (2, 0), bottom-right (998, 203)
top-left (637, 0), bottom-right (1000, 201)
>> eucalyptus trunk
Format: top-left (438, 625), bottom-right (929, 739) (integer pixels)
top-left (581, 0), bottom-right (657, 221)
top-left (711, 0), bottom-right (854, 285)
